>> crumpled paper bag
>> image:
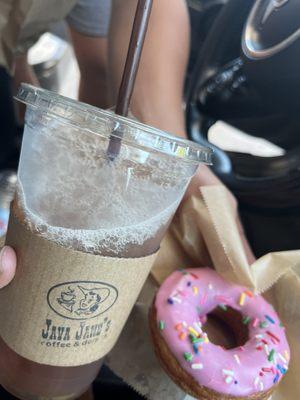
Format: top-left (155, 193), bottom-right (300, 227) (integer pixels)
top-left (1, 186), bottom-right (299, 399)
top-left (107, 185), bottom-right (300, 400)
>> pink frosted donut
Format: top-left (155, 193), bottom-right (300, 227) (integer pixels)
top-left (150, 268), bottom-right (290, 400)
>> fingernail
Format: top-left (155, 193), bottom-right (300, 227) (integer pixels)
top-left (0, 247), bottom-right (5, 272)
top-left (0, 246), bottom-right (16, 288)
top-left (0, 246), bottom-right (14, 273)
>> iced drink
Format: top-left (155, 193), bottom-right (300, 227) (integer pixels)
top-left (0, 84), bottom-right (211, 399)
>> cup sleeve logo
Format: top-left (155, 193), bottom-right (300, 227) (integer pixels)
top-left (47, 281), bottom-right (118, 320)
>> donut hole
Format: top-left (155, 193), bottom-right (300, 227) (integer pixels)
top-left (203, 307), bottom-right (249, 350)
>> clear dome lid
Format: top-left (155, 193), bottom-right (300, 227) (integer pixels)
top-left (16, 84), bottom-right (212, 166)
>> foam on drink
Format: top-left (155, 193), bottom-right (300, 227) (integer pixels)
top-left (16, 116), bottom-right (189, 256)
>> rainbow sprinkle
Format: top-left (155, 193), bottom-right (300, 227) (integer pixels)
top-left (175, 323), bottom-right (183, 331)
top-left (266, 331), bottom-right (280, 343)
top-left (271, 366), bottom-right (276, 374)
top-left (219, 304), bottom-right (228, 311)
top-left (192, 337), bottom-right (205, 344)
top-left (200, 292), bottom-right (207, 305)
top-left (264, 345), bottom-right (269, 355)
top-left (268, 349), bottom-right (275, 362)
top-left (262, 367), bottom-right (272, 372)
top-left (234, 354), bottom-right (241, 365)
top-left (245, 290), bottom-right (254, 298)
top-left (252, 318), bottom-right (259, 328)
top-left (203, 333), bottom-right (209, 343)
top-left (177, 289), bottom-right (187, 297)
top-left (191, 363), bottom-right (203, 370)
top-left (179, 332), bottom-right (187, 341)
top-left (192, 286), bottom-right (198, 295)
top-left (172, 297), bottom-right (182, 304)
top-left (223, 369), bottom-right (234, 376)
top-left (178, 268), bottom-right (188, 275)
top-left (265, 315), bottom-right (275, 324)
top-left (273, 373), bottom-right (280, 384)
top-left (189, 333), bottom-right (196, 342)
top-left (225, 376), bottom-right (233, 384)
top-left (193, 344), bottom-right (200, 354)
top-left (239, 292), bottom-right (246, 306)
top-left (184, 352), bottom-right (193, 362)
top-left (215, 295), bottom-right (230, 303)
top-left (242, 316), bottom-right (251, 325)
top-left (260, 321), bottom-right (268, 329)
top-left (193, 322), bottom-right (203, 334)
top-left (159, 320), bottom-right (165, 330)
top-left (277, 364), bottom-right (287, 374)
top-left (284, 350), bottom-right (289, 361)
top-left (189, 327), bottom-right (200, 337)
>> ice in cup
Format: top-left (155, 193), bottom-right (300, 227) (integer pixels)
top-left (0, 84), bottom-right (212, 400)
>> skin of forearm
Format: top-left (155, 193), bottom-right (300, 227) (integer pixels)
top-left (68, 26), bottom-right (110, 109)
top-left (109, 0), bottom-right (221, 187)
top-left (13, 54), bottom-right (40, 89)
top-left (108, 0), bottom-right (189, 137)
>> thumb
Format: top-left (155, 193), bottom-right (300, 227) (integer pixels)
top-left (0, 246), bottom-right (17, 289)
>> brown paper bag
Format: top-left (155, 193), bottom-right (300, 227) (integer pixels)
top-left (1, 186), bottom-right (299, 399)
top-left (151, 185), bottom-right (300, 400)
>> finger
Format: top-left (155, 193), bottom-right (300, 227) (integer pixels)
top-left (0, 246), bottom-right (17, 289)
